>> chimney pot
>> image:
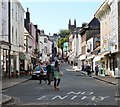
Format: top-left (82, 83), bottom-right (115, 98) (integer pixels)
top-left (27, 8), bottom-right (29, 12)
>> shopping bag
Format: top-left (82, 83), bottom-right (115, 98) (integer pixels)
top-left (59, 71), bottom-right (63, 76)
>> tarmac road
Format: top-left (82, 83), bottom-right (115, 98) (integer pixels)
top-left (2, 63), bottom-right (119, 106)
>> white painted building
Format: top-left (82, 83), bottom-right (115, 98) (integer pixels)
top-left (68, 33), bottom-right (74, 65)
top-left (108, 0), bottom-right (120, 77)
top-left (0, 0), bottom-right (10, 77)
top-left (47, 38), bottom-right (52, 60)
top-left (95, 0), bottom-right (120, 77)
top-left (10, 0), bottom-right (24, 74)
top-left (39, 30), bottom-right (49, 62)
top-left (22, 28), bottom-right (31, 72)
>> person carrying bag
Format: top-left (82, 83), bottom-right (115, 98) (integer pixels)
top-left (53, 60), bottom-right (63, 90)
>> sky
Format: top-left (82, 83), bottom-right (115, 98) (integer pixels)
top-left (21, 0), bottom-right (103, 35)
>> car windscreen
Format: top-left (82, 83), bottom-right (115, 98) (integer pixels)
top-left (42, 67), bottom-right (47, 72)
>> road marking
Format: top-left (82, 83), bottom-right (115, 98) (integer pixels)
top-left (66, 69), bottom-right (76, 71)
top-left (37, 96), bottom-right (46, 100)
top-left (91, 96), bottom-right (96, 101)
top-left (67, 91), bottom-right (81, 95)
top-left (81, 92), bottom-right (94, 95)
top-left (81, 92), bottom-right (85, 95)
top-left (71, 96), bottom-right (77, 100)
top-left (81, 96), bottom-right (87, 100)
top-left (52, 95), bottom-right (68, 100)
top-left (67, 91), bottom-right (94, 95)
top-left (36, 91), bottom-right (110, 102)
top-left (99, 96), bottom-right (109, 100)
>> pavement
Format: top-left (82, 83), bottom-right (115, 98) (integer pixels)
top-left (72, 65), bottom-right (119, 86)
top-left (0, 75), bottom-right (31, 106)
top-left (0, 65), bottom-right (120, 105)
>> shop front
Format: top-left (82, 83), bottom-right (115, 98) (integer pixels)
top-left (19, 52), bottom-right (31, 76)
top-left (0, 42), bottom-right (11, 78)
top-left (1, 48), bottom-right (9, 78)
top-left (93, 55), bottom-right (104, 76)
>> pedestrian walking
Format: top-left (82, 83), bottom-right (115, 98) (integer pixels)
top-left (46, 61), bottom-right (52, 85)
top-left (53, 60), bottom-right (62, 90)
top-left (86, 64), bottom-right (91, 76)
top-left (95, 64), bottom-right (99, 76)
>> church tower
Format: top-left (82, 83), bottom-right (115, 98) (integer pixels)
top-left (74, 19), bottom-right (76, 28)
top-left (68, 19), bottom-right (71, 30)
top-left (68, 19), bottom-right (77, 32)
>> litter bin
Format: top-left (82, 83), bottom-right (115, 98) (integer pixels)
top-left (100, 68), bottom-right (104, 76)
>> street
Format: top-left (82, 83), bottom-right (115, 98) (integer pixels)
top-left (2, 63), bottom-right (119, 106)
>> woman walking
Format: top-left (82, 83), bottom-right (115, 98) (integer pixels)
top-left (53, 60), bottom-right (61, 90)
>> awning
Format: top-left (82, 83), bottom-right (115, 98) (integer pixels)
top-left (19, 52), bottom-right (31, 60)
top-left (79, 55), bottom-right (86, 60)
top-left (19, 52), bottom-right (26, 60)
top-left (93, 55), bottom-right (104, 62)
top-left (87, 54), bottom-right (95, 60)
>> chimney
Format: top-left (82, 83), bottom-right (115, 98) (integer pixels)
top-left (26, 8), bottom-right (30, 23)
top-left (82, 22), bottom-right (87, 27)
top-left (34, 25), bottom-right (38, 29)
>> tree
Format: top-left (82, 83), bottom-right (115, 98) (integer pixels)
top-left (57, 29), bottom-right (70, 58)
top-left (58, 29), bottom-right (70, 38)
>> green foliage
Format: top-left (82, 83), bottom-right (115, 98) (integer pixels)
top-left (58, 29), bottom-right (70, 38)
top-left (57, 29), bottom-right (70, 50)
top-left (57, 38), bottom-right (67, 49)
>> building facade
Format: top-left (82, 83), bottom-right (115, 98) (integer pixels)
top-left (10, 0), bottom-right (24, 76)
top-left (0, 0), bottom-right (10, 78)
top-left (95, 0), bottom-right (120, 77)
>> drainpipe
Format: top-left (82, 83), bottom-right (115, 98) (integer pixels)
top-left (0, 46), bottom-right (1, 80)
top-left (8, 0), bottom-right (11, 79)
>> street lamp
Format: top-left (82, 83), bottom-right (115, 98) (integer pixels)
top-left (39, 41), bottom-right (44, 61)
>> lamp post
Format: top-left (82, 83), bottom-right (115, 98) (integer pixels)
top-left (39, 41), bottom-right (44, 61)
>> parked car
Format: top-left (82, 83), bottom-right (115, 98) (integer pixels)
top-left (32, 66), bottom-right (47, 80)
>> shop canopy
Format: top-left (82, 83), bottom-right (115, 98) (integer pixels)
top-left (93, 55), bottom-right (104, 62)
top-left (19, 52), bottom-right (31, 60)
